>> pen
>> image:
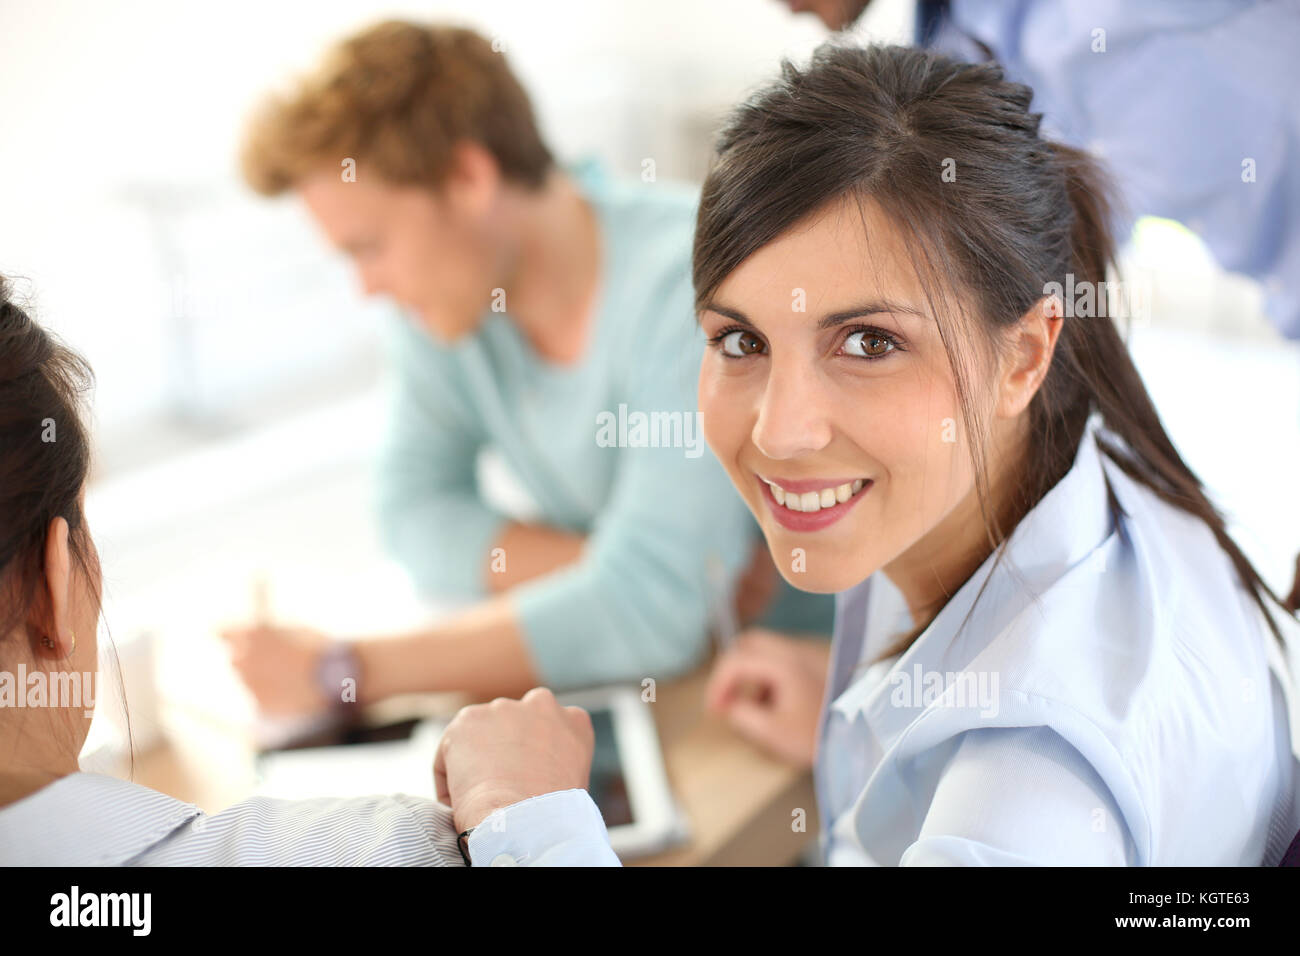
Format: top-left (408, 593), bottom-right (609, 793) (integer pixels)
top-left (252, 572), bottom-right (272, 628)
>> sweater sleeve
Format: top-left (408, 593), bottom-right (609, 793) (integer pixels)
top-left (374, 313), bottom-right (509, 599)
top-left (510, 307), bottom-right (755, 688)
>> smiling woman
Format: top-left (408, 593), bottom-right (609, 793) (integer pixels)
top-left (399, 39), bottom-right (1300, 868)
top-left (693, 42), bottom-right (1291, 653)
top-left (685, 42), bottom-right (1300, 865)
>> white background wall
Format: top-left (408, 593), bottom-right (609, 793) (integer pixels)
top-left (0, 0), bottom-right (912, 472)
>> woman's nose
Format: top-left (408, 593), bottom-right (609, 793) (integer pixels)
top-left (750, 364), bottom-right (833, 461)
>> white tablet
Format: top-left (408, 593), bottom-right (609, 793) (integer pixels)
top-left (254, 683), bottom-right (687, 861)
top-left (552, 684), bottom-right (687, 859)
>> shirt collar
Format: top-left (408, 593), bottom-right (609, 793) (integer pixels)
top-left (828, 414), bottom-right (1118, 730)
top-left (0, 771), bottom-right (201, 865)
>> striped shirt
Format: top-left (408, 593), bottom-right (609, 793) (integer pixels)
top-left (0, 772), bottom-right (464, 866)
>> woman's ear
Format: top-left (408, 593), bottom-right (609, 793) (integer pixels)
top-left (996, 294), bottom-right (1063, 418)
top-left (31, 515), bottom-right (74, 660)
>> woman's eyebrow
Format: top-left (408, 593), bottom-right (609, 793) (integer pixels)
top-left (700, 303), bottom-right (754, 325)
top-left (701, 301), bottom-right (926, 328)
top-left (816, 301), bottom-right (927, 329)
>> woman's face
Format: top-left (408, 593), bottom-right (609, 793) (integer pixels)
top-left (698, 197), bottom-right (986, 595)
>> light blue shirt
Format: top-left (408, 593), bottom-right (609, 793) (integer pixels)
top-left (374, 159), bottom-right (765, 688)
top-left (911, 0), bottom-right (1300, 338)
top-left (816, 415), bottom-right (1299, 865)
top-left (469, 415), bottom-right (1300, 866)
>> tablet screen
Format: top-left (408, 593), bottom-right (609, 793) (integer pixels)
top-left (587, 708), bottom-right (633, 827)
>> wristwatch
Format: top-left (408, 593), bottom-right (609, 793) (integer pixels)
top-left (458, 827), bottom-right (475, 865)
top-left (315, 642), bottom-right (361, 711)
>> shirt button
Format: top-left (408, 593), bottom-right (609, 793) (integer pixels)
top-left (490, 853), bottom-right (519, 867)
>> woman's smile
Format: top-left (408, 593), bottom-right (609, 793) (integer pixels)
top-left (756, 472), bottom-right (873, 532)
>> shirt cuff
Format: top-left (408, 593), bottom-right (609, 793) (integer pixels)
top-left (467, 789), bottom-right (622, 866)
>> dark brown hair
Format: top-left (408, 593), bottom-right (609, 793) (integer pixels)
top-left (241, 21), bottom-right (554, 195)
top-left (693, 42), bottom-right (1295, 654)
top-left (0, 278), bottom-right (100, 648)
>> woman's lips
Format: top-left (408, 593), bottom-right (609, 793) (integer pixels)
top-left (757, 474), bottom-right (873, 532)
top-left (759, 475), bottom-right (864, 494)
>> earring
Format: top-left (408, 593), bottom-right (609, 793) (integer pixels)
top-left (39, 633), bottom-right (75, 654)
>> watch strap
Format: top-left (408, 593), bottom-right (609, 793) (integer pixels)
top-left (315, 641), bottom-right (360, 711)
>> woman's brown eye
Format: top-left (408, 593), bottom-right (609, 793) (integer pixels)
top-left (843, 330), bottom-right (894, 358)
top-left (721, 330), bottom-right (766, 356)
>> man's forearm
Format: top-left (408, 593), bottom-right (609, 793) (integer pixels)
top-left (353, 595), bottom-right (542, 701)
top-left (483, 521), bottom-right (586, 594)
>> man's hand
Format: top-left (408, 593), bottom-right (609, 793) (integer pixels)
top-left (221, 624), bottom-right (332, 716)
top-left (433, 687), bottom-right (595, 832)
top-left (705, 629), bottom-right (831, 768)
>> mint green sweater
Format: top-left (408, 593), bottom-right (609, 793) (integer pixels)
top-left (374, 160), bottom-right (788, 687)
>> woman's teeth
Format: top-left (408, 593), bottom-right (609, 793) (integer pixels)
top-left (763, 478), bottom-right (866, 512)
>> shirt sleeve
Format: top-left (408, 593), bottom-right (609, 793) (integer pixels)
top-left (131, 793), bottom-right (465, 866)
top-left (899, 725), bottom-right (1138, 866)
top-left (375, 313), bottom-right (509, 598)
top-left (466, 789), bottom-right (622, 866)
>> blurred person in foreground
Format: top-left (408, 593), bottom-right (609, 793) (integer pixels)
top-left (0, 280), bottom-right (497, 865)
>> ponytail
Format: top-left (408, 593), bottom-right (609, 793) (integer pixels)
top-left (1046, 142), bottom-right (1297, 647)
